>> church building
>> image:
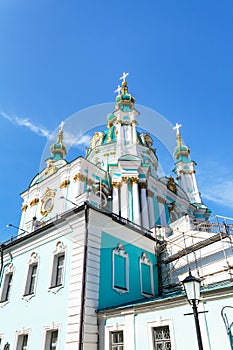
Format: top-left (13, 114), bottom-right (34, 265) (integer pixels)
top-left (0, 74), bottom-right (232, 350)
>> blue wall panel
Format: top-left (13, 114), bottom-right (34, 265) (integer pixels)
top-left (98, 232), bottom-right (158, 309)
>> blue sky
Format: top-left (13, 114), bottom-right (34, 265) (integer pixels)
top-left (0, 0), bottom-right (233, 241)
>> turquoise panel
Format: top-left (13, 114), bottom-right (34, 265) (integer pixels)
top-left (99, 232), bottom-right (158, 309)
top-left (141, 263), bottom-right (152, 295)
top-left (165, 203), bottom-right (170, 225)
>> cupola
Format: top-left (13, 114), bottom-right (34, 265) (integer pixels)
top-left (50, 121), bottom-right (67, 160)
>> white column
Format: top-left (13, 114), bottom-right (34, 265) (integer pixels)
top-left (125, 314), bottom-right (135, 350)
top-left (120, 177), bottom-right (128, 219)
top-left (191, 171), bottom-right (202, 203)
top-left (127, 125), bottom-right (131, 141)
top-left (132, 177), bottom-right (141, 226)
top-left (112, 182), bottom-right (120, 215)
top-left (148, 190), bottom-right (155, 229)
top-left (132, 122), bottom-right (137, 143)
top-left (140, 182), bottom-right (149, 229)
top-left (116, 121), bottom-right (121, 145)
top-left (158, 197), bottom-right (166, 226)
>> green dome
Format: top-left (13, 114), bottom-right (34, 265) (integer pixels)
top-left (50, 130), bottom-right (67, 160)
top-left (173, 134), bottom-right (190, 161)
top-left (115, 81), bottom-right (135, 108)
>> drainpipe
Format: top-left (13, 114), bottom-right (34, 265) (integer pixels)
top-left (0, 244), bottom-right (5, 282)
top-left (78, 202), bottom-right (89, 350)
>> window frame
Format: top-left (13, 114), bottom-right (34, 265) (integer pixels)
top-left (153, 325), bottom-right (171, 350)
top-left (49, 242), bottom-right (66, 293)
top-left (139, 252), bottom-right (154, 297)
top-left (14, 329), bottom-right (30, 350)
top-left (0, 263), bottom-right (14, 303)
top-left (110, 330), bottom-right (124, 350)
top-left (105, 324), bottom-right (125, 350)
top-left (23, 252), bottom-right (39, 298)
top-left (42, 324), bottom-right (60, 350)
top-left (147, 319), bottom-right (176, 350)
top-left (112, 244), bottom-right (129, 294)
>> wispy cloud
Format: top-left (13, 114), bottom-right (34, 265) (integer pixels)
top-left (0, 111), bottom-right (51, 138)
top-left (198, 162), bottom-right (233, 209)
top-left (0, 111), bottom-right (91, 148)
top-left (15, 116), bottom-right (51, 138)
top-left (202, 179), bottom-right (233, 208)
top-left (64, 131), bottom-right (91, 148)
top-left (0, 111), bottom-right (14, 123)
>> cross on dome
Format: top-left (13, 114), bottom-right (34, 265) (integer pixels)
top-left (59, 120), bottom-right (65, 131)
top-left (114, 85), bottom-right (121, 95)
top-left (120, 72), bottom-right (129, 83)
top-left (173, 123), bottom-right (182, 135)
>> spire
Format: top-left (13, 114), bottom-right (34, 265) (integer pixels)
top-left (50, 121), bottom-right (67, 161)
top-left (173, 123), bottom-right (190, 162)
top-left (115, 72), bottom-right (135, 110)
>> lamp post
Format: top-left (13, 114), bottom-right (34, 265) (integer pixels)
top-left (182, 270), bottom-right (204, 350)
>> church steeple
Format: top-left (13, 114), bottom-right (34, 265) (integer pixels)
top-left (173, 123), bottom-right (202, 205)
top-left (50, 121), bottom-right (67, 161)
top-left (113, 73), bottom-right (139, 156)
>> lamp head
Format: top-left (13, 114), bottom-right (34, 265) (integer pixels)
top-left (182, 270), bottom-right (201, 304)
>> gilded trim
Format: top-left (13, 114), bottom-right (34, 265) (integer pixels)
top-left (112, 182), bottom-right (121, 189)
top-left (30, 198), bottom-right (39, 207)
top-left (73, 173), bottom-right (86, 182)
top-left (21, 204), bottom-right (28, 212)
top-left (60, 179), bottom-right (70, 189)
top-left (167, 176), bottom-right (177, 194)
top-left (40, 188), bottom-right (56, 216)
top-left (131, 177), bottom-right (139, 184)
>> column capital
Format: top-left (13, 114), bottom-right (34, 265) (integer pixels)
top-left (121, 176), bottom-right (129, 184)
top-left (131, 177), bottom-right (139, 184)
top-left (139, 181), bottom-right (147, 189)
top-left (87, 178), bottom-right (94, 186)
top-left (147, 189), bottom-right (154, 197)
top-left (157, 196), bottom-right (166, 205)
top-left (112, 181), bottom-right (121, 189)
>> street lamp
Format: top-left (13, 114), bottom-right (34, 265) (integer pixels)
top-left (182, 270), bottom-right (204, 350)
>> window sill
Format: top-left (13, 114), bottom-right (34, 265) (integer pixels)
top-left (48, 284), bottom-right (64, 294)
top-left (141, 291), bottom-right (154, 298)
top-left (113, 286), bottom-right (129, 294)
top-left (22, 293), bottom-right (35, 302)
top-left (0, 299), bottom-right (9, 307)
